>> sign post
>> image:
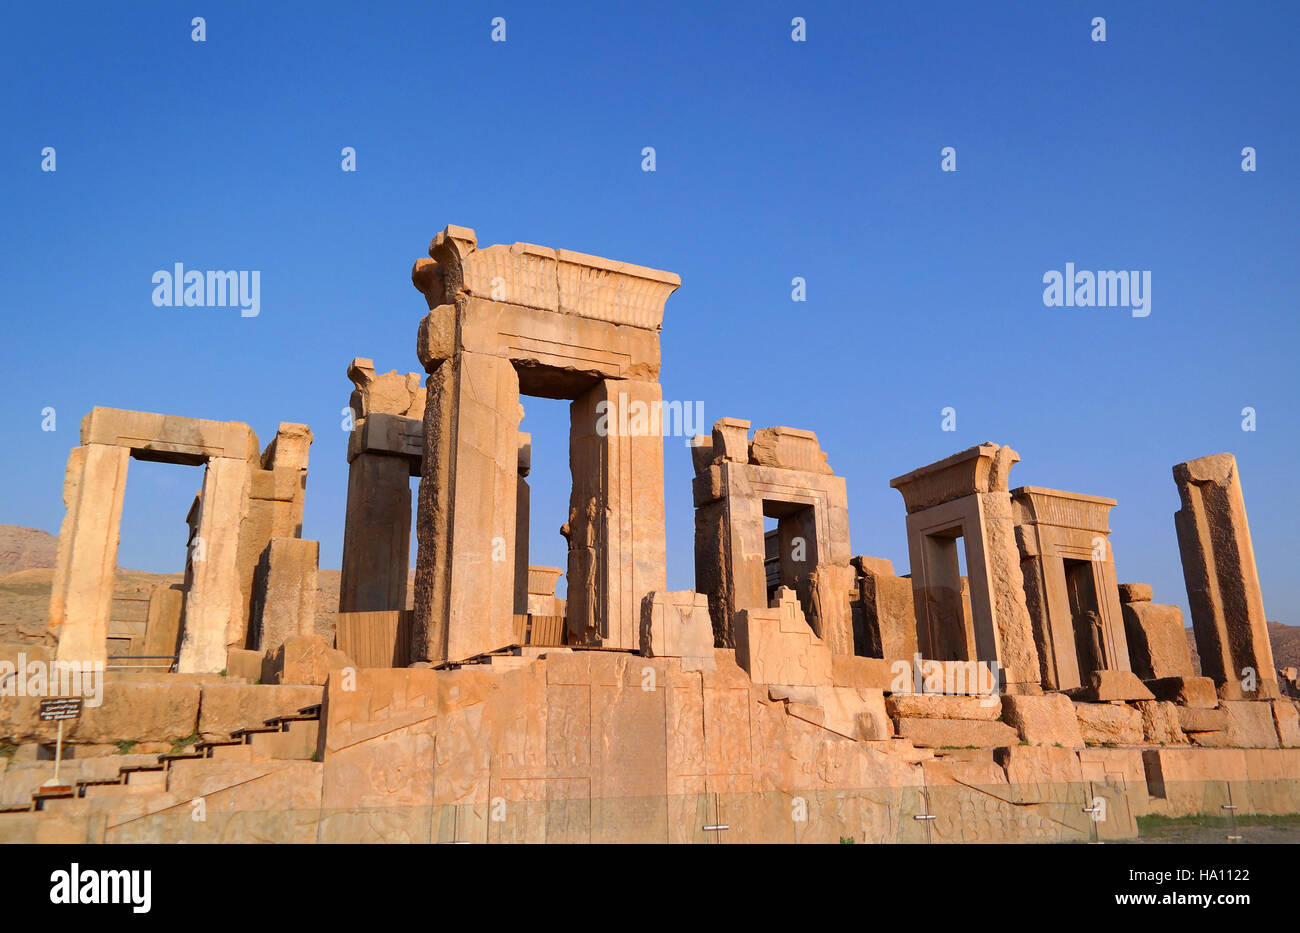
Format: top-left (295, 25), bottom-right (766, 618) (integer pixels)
top-left (38, 698), bottom-right (83, 789)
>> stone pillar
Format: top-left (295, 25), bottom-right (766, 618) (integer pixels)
top-left (252, 537), bottom-right (320, 655)
top-left (142, 584), bottom-right (185, 661)
top-left (567, 378), bottom-right (667, 650)
top-left (514, 433), bottom-right (531, 616)
top-left (339, 452), bottom-right (412, 612)
top-left (178, 457), bottom-right (251, 673)
top-left (50, 444), bottom-right (130, 665)
top-left (412, 350), bottom-right (521, 663)
top-left (1173, 453), bottom-right (1278, 698)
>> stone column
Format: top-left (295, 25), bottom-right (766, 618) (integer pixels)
top-left (514, 434), bottom-right (531, 617)
top-left (567, 378), bottom-right (667, 650)
top-left (178, 457), bottom-right (251, 673)
top-left (1174, 453), bottom-right (1278, 698)
top-left (50, 444), bottom-right (130, 665)
top-left (339, 452), bottom-right (412, 612)
top-left (412, 350), bottom-right (521, 663)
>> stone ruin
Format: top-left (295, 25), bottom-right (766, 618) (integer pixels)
top-left (5, 224), bottom-right (1298, 843)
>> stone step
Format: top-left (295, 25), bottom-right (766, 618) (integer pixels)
top-left (83, 782), bottom-right (156, 799)
top-left (249, 720), bottom-right (319, 760)
top-left (125, 769), bottom-right (167, 788)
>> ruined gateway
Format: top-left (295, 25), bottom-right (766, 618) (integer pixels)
top-left (3, 225), bottom-right (1298, 844)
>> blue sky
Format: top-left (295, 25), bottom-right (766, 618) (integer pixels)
top-left (1, 2), bottom-right (1296, 624)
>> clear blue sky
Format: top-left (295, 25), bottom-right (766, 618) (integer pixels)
top-left (1, 2), bottom-right (1296, 625)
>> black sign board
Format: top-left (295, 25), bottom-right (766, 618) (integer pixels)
top-left (38, 698), bottom-right (83, 722)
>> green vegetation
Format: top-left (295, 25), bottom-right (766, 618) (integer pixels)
top-left (168, 733), bottom-right (200, 755)
top-left (114, 740), bottom-right (136, 755)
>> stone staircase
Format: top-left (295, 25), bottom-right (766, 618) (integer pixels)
top-left (0, 703), bottom-right (322, 817)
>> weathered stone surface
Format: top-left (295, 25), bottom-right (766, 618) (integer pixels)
top-left (1073, 702), bottom-right (1143, 745)
top-left (49, 444), bottom-right (129, 666)
top-left (1073, 669), bottom-right (1155, 702)
top-left (851, 556), bottom-right (918, 660)
top-left (526, 566), bottom-right (564, 617)
top-left (1135, 700), bottom-right (1187, 745)
top-left (198, 683), bottom-right (323, 740)
top-left (80, 407), bottom-right (258, 464)
top-left (266, 636), bottom-right (354, 686)
top-left (74, 682), bottom-right (201, 744)
top-left (1146, 675), bottom-right (1218, 708)
top-left (749, 427), bottom-right (832, 475)
top-left (1122, 600), bottom-right (1194, 680)
top-left (340, 450), bottom-right (414, 614)
top-left (225, 648), bottom-right (263, 683)
top-left (1174, 453), bottom-right (1279, 698)
top-left (1271, 700), bottom-right (1300, 747)
top-left (1118, 582), bottom-right (1153, 603)
top-left (830, 654), bottom-right (899, 691)
top-left (251, 537), bottom-right (319, 654)
top-left (1220, 700), bottom-right (1281, 748)
top-left (734, 590), bottom-right (832, 686)
top-left (639, 591), bottom-right (715, 666)
top-left (886, 693), bottom-right (1002, 721)
top-left (1177, 707), bottom-right (1229, 733)
top-left (178, 456), bottom-right (252, 673)
top-left (894, 717), bottom-right (1018, 749)
top-left (1002, 693), bottom-right (1084, 747)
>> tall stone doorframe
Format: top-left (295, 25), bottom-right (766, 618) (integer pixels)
top-left (1010, 486), bottom-right (1130, 691)
top-left (691, 420), bottom-right (854, 654)
top-left (889, 443), bottom-right (1040, 694)
top-left (48, 407), bottom-right (316, 673)
top-left (409, 225), bottom-right (679, 663)
top-left (1173, 453), bottom-right (1279, 699)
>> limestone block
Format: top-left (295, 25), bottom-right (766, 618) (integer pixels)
top-left (886, 693), bottom-right (1002, 721)
top-left (639, 592), bottom-right (715, 667)
top-left (830, 655), bottom-right (901, 691)
top-left (889, 442), bottom-right (1019, 513)
top-left (252, 538), bottom-right (319, 654)
top-left (852, 556), bottom-right (918, 661)
top-left (1174, 453), bottom-right (1278, 698)
top-left (749, 427), bottom-right (832, 474)
top-left (1122, 600), bottom-right (1194, 680)
top-left (266, 636), bottom-right (354, 686)
top-left (260, 423), bottom-right (313, 473)
top-left (1135, 700), bottom-right (1187, 745)
top-left (893, 718), bottom-right (1018, 749)
top-left (178, 457), bottom-right (252, 673)
top-left (1118, 582), bottom-right (1153, 603)
top-left (733, 590), bottom-right (831, 687)
top-left (1271, 700), bottom-right (1300, 747)
top-left (347, 358), bottom-right (425, 419)
top-left (197, 683), bottom-right (323, 741)
top-left (1145, 675), bottom-right (1218, 708)
top-left (1176, 707), bottom-right (1229, 733)
top-left (1073, 670), bottom-right (1155, 702)
top-left (340, 451), bottom-right (414, 613)
top-left (80, 407), bottom-right (258, 464)
top-left (710, 418), bottom-right (750, 463)
top-left (225, 648), bottom-right (263, 683)
top-left (1001, 693), bottom-right (1084, 747)
top-left (1220, 700), bottom-right (1281, 748)
top-left (994, 744), bottom-right (1085, 800)
top-left (808, 562), bottom-right (856, 656)
top-left (1073, 702), bottom-right (1143, 745)
top-left (49, 444), bottom-right (130, 666)
top-left (142, 585), bottom-right (184, 661)
top-left (72, 683), bottom-right (201, 744)
top-left (814, 686), bottom-right (892, 741)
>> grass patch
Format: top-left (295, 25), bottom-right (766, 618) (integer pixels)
top-left (167, 733), bottom-right (200, 755)
top-left (0, 744), bottom-right (17, 759)
top-left (1138, 812), bottom-right (1300, 831)
top-left (114, 740), bottom-right (136, 755)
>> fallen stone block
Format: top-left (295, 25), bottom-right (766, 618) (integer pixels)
top-left (893, 717), bottom-right (1018, 749)
top-left (830, 655), bottom-right (898, 691)
top-left (225, 648), bottom-right (264, 684)
top-left (1073, 702), bottom-right (1143, 746)
top-left (1002, 693), bottom-right (1084, 747)
top-left (73, 682), bottom-right (201, 745)
top-left (264, 636), bottom-right (355, 686)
